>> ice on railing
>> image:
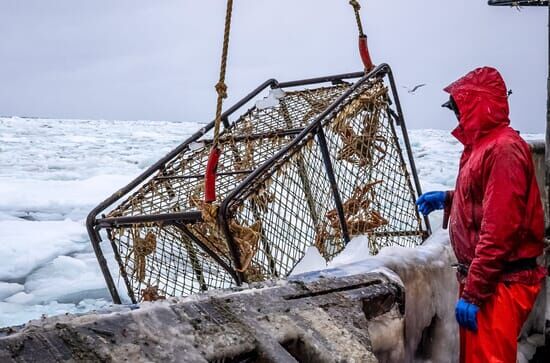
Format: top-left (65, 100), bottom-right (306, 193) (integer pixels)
top-left (255, 88), bottom-right (286, 110)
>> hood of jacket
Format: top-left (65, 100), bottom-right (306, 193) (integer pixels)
top-left (444, 67), bottom-right (510, 146)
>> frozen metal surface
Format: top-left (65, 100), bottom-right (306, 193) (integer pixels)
top-left (0, 272), bottom-right (404, 362)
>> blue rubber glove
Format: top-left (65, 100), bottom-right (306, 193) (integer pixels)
top-left (455, 298), bottom-right (479, 332)
top-left (415, 191), bottom-right (446, 216)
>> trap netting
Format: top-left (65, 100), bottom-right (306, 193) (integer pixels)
top-left (89, 66), bottom-right (428, 303)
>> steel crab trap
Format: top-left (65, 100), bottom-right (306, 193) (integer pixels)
top-left (87, 65), bottom-right (430, 304)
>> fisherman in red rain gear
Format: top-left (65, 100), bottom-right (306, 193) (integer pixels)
top-left (416, 67), bottom-right (546, 363)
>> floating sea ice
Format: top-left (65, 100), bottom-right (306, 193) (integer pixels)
top-left (0, 282), bottom-right (24, 300)
top-left (23, 254), bottom-right (111, 305)
top-left (0, 219), bottom-right (87, 281)
top-left (0, 175), bottom-right (135, 221)
top-left (0, 117), bottom-right (199, 327)
top-left (5, 292), bottom-right (35, 305)
top-left (0, 300), bottom-right (108, 328)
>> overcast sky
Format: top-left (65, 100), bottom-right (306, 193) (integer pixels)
top-left (0, 1), bottom-right (547, 132)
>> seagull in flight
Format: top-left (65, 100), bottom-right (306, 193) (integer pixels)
top-left (403, 83), bottom-right (426, 94)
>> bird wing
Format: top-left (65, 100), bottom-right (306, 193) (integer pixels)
top-left (410, 84), bottom-right (426, 92)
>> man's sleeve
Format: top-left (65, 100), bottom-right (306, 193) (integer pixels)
top-left (462, 142), bottom-right (528, 306)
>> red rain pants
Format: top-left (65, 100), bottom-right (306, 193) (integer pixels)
top-left (459, 282), bottom-right (541, 363)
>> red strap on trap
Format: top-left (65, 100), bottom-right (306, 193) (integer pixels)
top-left (204, 147), bottom-right (221, 203)
top-left (358, 35), bottom-right (374, 72)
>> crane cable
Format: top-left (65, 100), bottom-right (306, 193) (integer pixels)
top-left (204, 0), bottom-right (234, 203)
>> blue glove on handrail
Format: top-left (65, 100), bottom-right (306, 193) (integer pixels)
top-left (455, 298), bottom-right (479, 332)
top-left (416, 191), bottom-right (446, 216)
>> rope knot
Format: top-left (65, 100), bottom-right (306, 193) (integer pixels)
top-left (349, 0), bottom-right (361, 11)
top-left (215, 82), bottom-right (228, 99)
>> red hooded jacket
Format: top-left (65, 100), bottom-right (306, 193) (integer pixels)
top-left (445, 67), bottom-right (546, 306)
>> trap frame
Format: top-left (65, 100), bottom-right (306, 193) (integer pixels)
top-left (87, 64), bottom-right (430, 304)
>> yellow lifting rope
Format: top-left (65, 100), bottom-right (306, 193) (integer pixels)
top-left (204, 0), bottom-right (234, 204)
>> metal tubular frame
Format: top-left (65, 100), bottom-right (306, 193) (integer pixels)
top-left (316, 127), bottom-right (352, 243)
top-left (385, 72), bottom-right (431, 234)
top-left (87, 65), bottom-right (428, 303)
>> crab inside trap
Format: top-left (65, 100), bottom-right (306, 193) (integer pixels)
top-left (88, 65), bottom-right (429, 303)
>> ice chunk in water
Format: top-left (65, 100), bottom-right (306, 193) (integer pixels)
top-left (0, 282), bottom-right (24, 300)
top-left (5, 292), bottom-right (35, 305)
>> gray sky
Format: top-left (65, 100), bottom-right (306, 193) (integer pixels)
top-left (0, 1), bottom-right (547, 132)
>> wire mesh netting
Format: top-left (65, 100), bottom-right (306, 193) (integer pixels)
top-left (96, 71), bottom-right (427, 302)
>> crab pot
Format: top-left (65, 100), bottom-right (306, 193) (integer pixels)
top-left (87, 65), bottom-right (429, 303)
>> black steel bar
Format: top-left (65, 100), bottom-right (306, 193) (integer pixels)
top-left (277, 71), bottom-right (364, 89)
top-left (86, 225), bottom-right (122, 304)
top-left (154, 170), bottom-right (253, 180)
top-left (221, 116), bottom-right (230, 129)
top-left (218, 214), bottom-right (245, 284)
top-left (386, 108), bottom-right (428, 238)
top-left (175, 226), bottom-right (209, 292)
top-left (279, 100), bottom-right (321, 229)
top-left (251, 203), bottom-right (279, 277)
top-left (106, 228), bottom-right (137, 304)
top-left (316, 127), bottom-right (351, 243)
top-left (385, 67), bottom-right (432, 235)
top-left (215, 128), bottom-right (304, 144)
top-left (171, 221), bottom-right (240, 284)
top-left (97, 211), bottom-right (203, 229)
top-left (370, 230), bottom-right (427, 237)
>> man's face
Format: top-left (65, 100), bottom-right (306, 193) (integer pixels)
top-left (442, 96), bottom-right (460, 120)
